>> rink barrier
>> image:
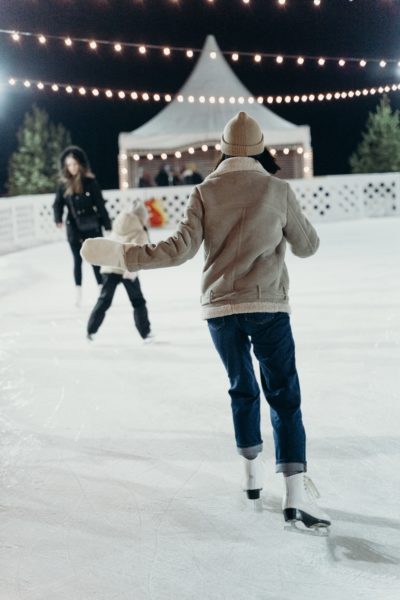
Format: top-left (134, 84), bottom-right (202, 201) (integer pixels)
top-left (1, 172), bottom-right (399, 254)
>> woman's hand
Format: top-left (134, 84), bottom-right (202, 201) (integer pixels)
top-left (56, 222), bottom-right (63, 229)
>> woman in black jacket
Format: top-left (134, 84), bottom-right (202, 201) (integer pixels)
top-left (53, 146), bottom-right (112, 306)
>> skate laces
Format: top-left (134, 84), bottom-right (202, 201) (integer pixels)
top-left (304, 476), bottom-right (321, 499)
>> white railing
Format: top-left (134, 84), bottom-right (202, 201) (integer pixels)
top-left (1, 172), bottom-right (399, 254)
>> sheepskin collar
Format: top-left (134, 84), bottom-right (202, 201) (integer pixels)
top-left (212, 157), bottom-right (268, 176)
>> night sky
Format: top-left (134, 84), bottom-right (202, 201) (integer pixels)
top-left (1, 0), bottom-right (399, 195)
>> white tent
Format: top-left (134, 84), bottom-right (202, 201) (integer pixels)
top-left (119, 35), bottom-right (312, 186)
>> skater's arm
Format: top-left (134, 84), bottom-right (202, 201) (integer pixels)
top-left (124, 189), bottom-right (204, 270)
top-left (283, 185), bottom-right (319, 258)
top-left (53, 184), bottom-right (65, 225)
top-left (80, 190), bottom-right (204, 270)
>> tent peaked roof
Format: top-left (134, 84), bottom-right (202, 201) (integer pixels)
top-left (119, 35), bottom-right (311, 153)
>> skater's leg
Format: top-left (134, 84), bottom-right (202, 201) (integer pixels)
top-left (92, 265), bottom-right (103, 285)
top-left (122, 278), bottom-right (151, 339)
top-left (68, 237), bottom-right (83, 286)
top-left (246, 312), bottom-right (306, 474)
top-left (81, 233), bottom-right (104, 285)
top-left (207, 315), bottom-right (262, 456)
top-left (87, 274), bottom-right (120, 335)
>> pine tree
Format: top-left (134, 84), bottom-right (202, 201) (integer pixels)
top-left (7, 105), bottom-right (72, 196)
top-left (350, 95), bottom-right (400, 173)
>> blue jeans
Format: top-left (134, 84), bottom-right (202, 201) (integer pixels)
top-left (207, 312), bottom-right (306, 473)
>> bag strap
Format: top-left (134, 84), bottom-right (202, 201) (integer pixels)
top-left (66, 195), bottom-right (79, 222)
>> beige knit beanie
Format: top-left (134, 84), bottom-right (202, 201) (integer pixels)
top-left (221, 112), bottom-right (265, 157)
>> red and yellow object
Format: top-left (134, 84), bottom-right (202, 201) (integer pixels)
top-left (144, 198), bottom-right (168, 227)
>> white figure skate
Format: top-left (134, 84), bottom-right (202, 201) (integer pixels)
top-left (242, 455), bottom-right (264, 500)
top-left (282, 473), bottom-right (331, 529)
top-left (75, 286), bottom-right (82, 307)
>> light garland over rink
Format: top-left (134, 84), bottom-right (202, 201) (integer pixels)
top-left (2, 28), bottom-right (399, 69)
top-left (7, 76), bottom-right (400, 106)
top-left (118, 145), bottom-right (310, 168)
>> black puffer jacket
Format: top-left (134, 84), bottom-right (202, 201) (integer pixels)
top-left (53, 177), bottom-right (112, 234)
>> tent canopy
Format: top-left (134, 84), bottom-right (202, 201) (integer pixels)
top-left (119, 36), bottom-right (311, 154)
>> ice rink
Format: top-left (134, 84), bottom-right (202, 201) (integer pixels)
top-left (1, 218), bottom-right (399, 600)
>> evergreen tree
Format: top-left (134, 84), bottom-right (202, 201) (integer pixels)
top-left (350, 95), bottom-right (400, 173)
top-left (7, 105), bottom-right (72, 196)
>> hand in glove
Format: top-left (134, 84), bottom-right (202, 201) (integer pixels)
top-left (80, 238), bottom-right (127, 269)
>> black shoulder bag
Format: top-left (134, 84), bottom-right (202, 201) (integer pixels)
top-left (67, 196), bottom-right (101, 233)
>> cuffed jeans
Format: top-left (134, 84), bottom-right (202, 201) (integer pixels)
top-left (207, 312), bottom-right (306, 474)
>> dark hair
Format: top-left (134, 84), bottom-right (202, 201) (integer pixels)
top-left (59, 145), bottom-right (91, 171)
top-left (214, 148), bottom-right (281, 175)
top-left (59, 145), bottom-right (94, 195)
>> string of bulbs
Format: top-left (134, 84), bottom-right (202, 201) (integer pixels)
top-left (7, 76), bottom-right (400, 105)
top-left (2, 28), bottom-right (398, 69)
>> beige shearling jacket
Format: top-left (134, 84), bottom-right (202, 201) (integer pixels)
top-left (124, 157), bottom-right (320, 319)
top-left (101, 211), bottom-right (148, 279)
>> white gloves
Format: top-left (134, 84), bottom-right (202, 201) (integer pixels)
top-left (80, 238), bottom-right (126, 269)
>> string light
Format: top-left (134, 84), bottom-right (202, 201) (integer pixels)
top-left (7, 76), bottom-right (400, 106)
top-left (3, 28), bottom-right (398, 71)
top-left (122, 143), bottom-right (311, 163)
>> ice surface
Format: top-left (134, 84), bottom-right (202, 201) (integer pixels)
top-left (0, 218), bottom-right (399, 600)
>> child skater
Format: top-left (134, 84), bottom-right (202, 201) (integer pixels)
top-left (86, 202), bottom-right (152, 342)
top-left (81, 112), bottom-right (330, 529)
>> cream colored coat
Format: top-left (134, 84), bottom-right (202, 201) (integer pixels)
top-left (123, 157), bottom-right (319, 319)
top-left (101, 211), bottom-right (148, 279)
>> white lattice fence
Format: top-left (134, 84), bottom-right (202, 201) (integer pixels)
top-left (1, 172), bottom-right (399, 254)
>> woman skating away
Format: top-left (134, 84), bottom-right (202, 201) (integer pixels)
top-left (53, 146), bottom-right (112, 306)
top-left (86, 204), bottom-right (152, 342)
top-left (81, 112), bottom-right (331, 529)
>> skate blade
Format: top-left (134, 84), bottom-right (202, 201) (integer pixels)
top-left (284, 520), bottom-right (329, 537)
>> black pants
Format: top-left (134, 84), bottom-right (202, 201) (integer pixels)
top-left (67, 227), bottom-right (103, 286)
top-left (87, 273), bottom-right (151, 339)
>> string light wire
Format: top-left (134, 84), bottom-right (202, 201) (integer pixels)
top-left (2, 28), bottom-right (399, 69)
top-left (7, 75), bottom-right (400, 105)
